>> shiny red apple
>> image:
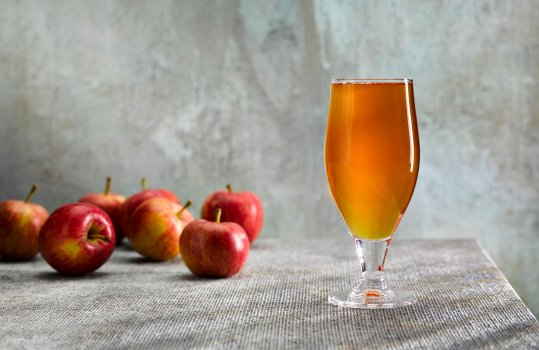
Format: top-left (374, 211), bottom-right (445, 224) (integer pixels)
top-left (79, 177), bottom-right (126, 245)
top-left (0, 184), bottom-right (49, 261)
top-left (181, 208), bottom-right (249, 278)
top-left (121, 177), bottom-right (180, 239)
top-left (130, 199), bottom-right (193, 261)
top-left (201, 184), bottom-right (263, 242)
top-left (38, 203), bottom-right (115, 276)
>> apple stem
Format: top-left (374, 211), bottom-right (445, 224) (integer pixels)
top-left (215, 208), bottom-right (222, 223)
top-left (141, 177), bottom-right (147, 191)
top-left (226, 184), bottom-right (233, 193)
top-left (176, 200), bottom-right (192, 219)
top-left (104, 176), bottom-right (112, 196)
top-left (24, 184), bottom-right (38, 204)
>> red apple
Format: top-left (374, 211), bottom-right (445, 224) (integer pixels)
top-left (121, 177), bottom-right (180, 239)
top-left (79, 177), bottom-right (126, 246)
top-left (38, 203), bottom-right (115, 276)
top-left (181, 208), bottom-right (249, 278)
top-left (0, 184), bottom-right (49, 261)
top-left (201, 184), bottom-right (263, 242)
top-left (130, 198), bottom-right (193, 261)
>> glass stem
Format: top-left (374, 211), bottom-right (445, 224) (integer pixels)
top-left (354, 237), bottom-right (392, 293)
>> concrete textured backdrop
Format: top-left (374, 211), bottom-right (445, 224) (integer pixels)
top-left (0, 1), bottom-right (538, 316)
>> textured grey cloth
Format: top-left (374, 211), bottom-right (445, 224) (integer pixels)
top-left (0, 238), bottom-right (538, 349)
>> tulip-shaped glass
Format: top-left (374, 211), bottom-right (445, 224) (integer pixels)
top-left (324, 78), bottom-right (420, 308)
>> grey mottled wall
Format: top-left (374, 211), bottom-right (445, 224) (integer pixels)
top-left (1, 1), bottom-right (538, 316)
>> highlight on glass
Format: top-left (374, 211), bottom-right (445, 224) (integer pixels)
top-left (324, 78), bottom-right (420, 308)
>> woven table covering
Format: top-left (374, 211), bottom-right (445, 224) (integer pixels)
top-left (1, 238), bottom-right (538, 349)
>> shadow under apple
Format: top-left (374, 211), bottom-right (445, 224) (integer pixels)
top-left (118, 256), bottom-right (182, 264)
top-left (34, 270), bottom-right (111, 281)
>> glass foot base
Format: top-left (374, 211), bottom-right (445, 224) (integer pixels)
top-left (328, 289), bottom-right (417, 309)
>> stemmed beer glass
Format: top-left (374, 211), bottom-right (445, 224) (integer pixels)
top-left (324, 78), bottom-right (420, 308)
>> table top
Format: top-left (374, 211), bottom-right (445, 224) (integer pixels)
top-left (1, 238), bottom-right (538, 349)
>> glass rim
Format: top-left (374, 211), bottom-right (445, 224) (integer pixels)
top-left (332, 78), bottom-right (413, 84)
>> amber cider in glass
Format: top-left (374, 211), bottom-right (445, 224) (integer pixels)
top-left (325, 80), bottom-right (419, 240)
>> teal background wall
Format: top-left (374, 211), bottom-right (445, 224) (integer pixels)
top-left (1, 1), bottom-right (538, 315)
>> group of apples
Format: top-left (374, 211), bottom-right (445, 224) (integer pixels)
top-left (0, 177), bottom-right (263, 278)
